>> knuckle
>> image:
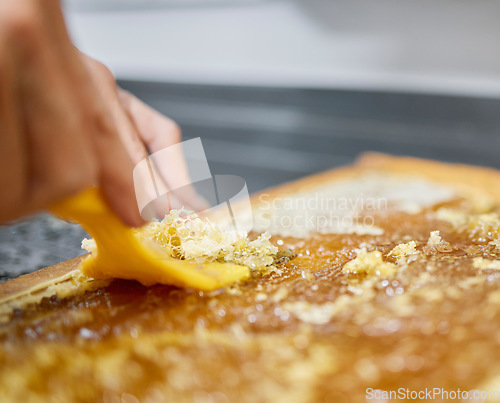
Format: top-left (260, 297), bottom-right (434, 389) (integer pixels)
top-left (90, 59), bottom-right (115, 85)
top-left (89, 109), bottom-right (116, 139)
top-left (166, 119), bottom-right (182, 142)
top-left (117, 89), bottom-right (133, 108)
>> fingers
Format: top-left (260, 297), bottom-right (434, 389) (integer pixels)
top-left (15, 34), bottom-right (96, 211)
top-left (1, 0), bottom-right (203, 226)
top-left (78, 59), bottom-right (145, 227)
top-left (0, 1), bottom-right (144, 226)
top-left (30, 5), bottom-right (144, 227)
top-left (0, 0), bottom-right (96, 219)
top-left (118, 90), bottom-right (209, 213)
top-left (82, 56), bottom-right (157, 223)
top-left (90, 111), bottom-right (144, 227)
top-left (82, 57), bottom-right (149, 165)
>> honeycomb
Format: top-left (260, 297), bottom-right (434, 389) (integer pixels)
top-left (1, 176), bottom-right (500, 402)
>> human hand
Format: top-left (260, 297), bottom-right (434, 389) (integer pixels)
top-left (82, 55), bottom-right (209, 220)
top-left (0, 0), bottom-right (204, 225)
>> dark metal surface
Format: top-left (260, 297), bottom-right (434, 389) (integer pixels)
top-left (1, 82), bottom-right (499, 280)
top-left (120, 81), bottom-right (500, 193)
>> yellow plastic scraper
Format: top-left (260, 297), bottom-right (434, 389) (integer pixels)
top-left (50, 188), bottom-right (250, 290)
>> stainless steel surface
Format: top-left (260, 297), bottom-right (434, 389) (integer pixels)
top-left (122, 81), bottom-right (500, 192)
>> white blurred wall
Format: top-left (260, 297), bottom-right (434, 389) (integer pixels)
top-left (65, 0), bottom-right (500, 97)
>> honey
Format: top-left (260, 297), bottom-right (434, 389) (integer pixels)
top-left (1, 185), bottom-right (500, 401)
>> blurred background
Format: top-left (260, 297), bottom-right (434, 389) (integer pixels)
top-left (2, 0), bottom-right (500, 279)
